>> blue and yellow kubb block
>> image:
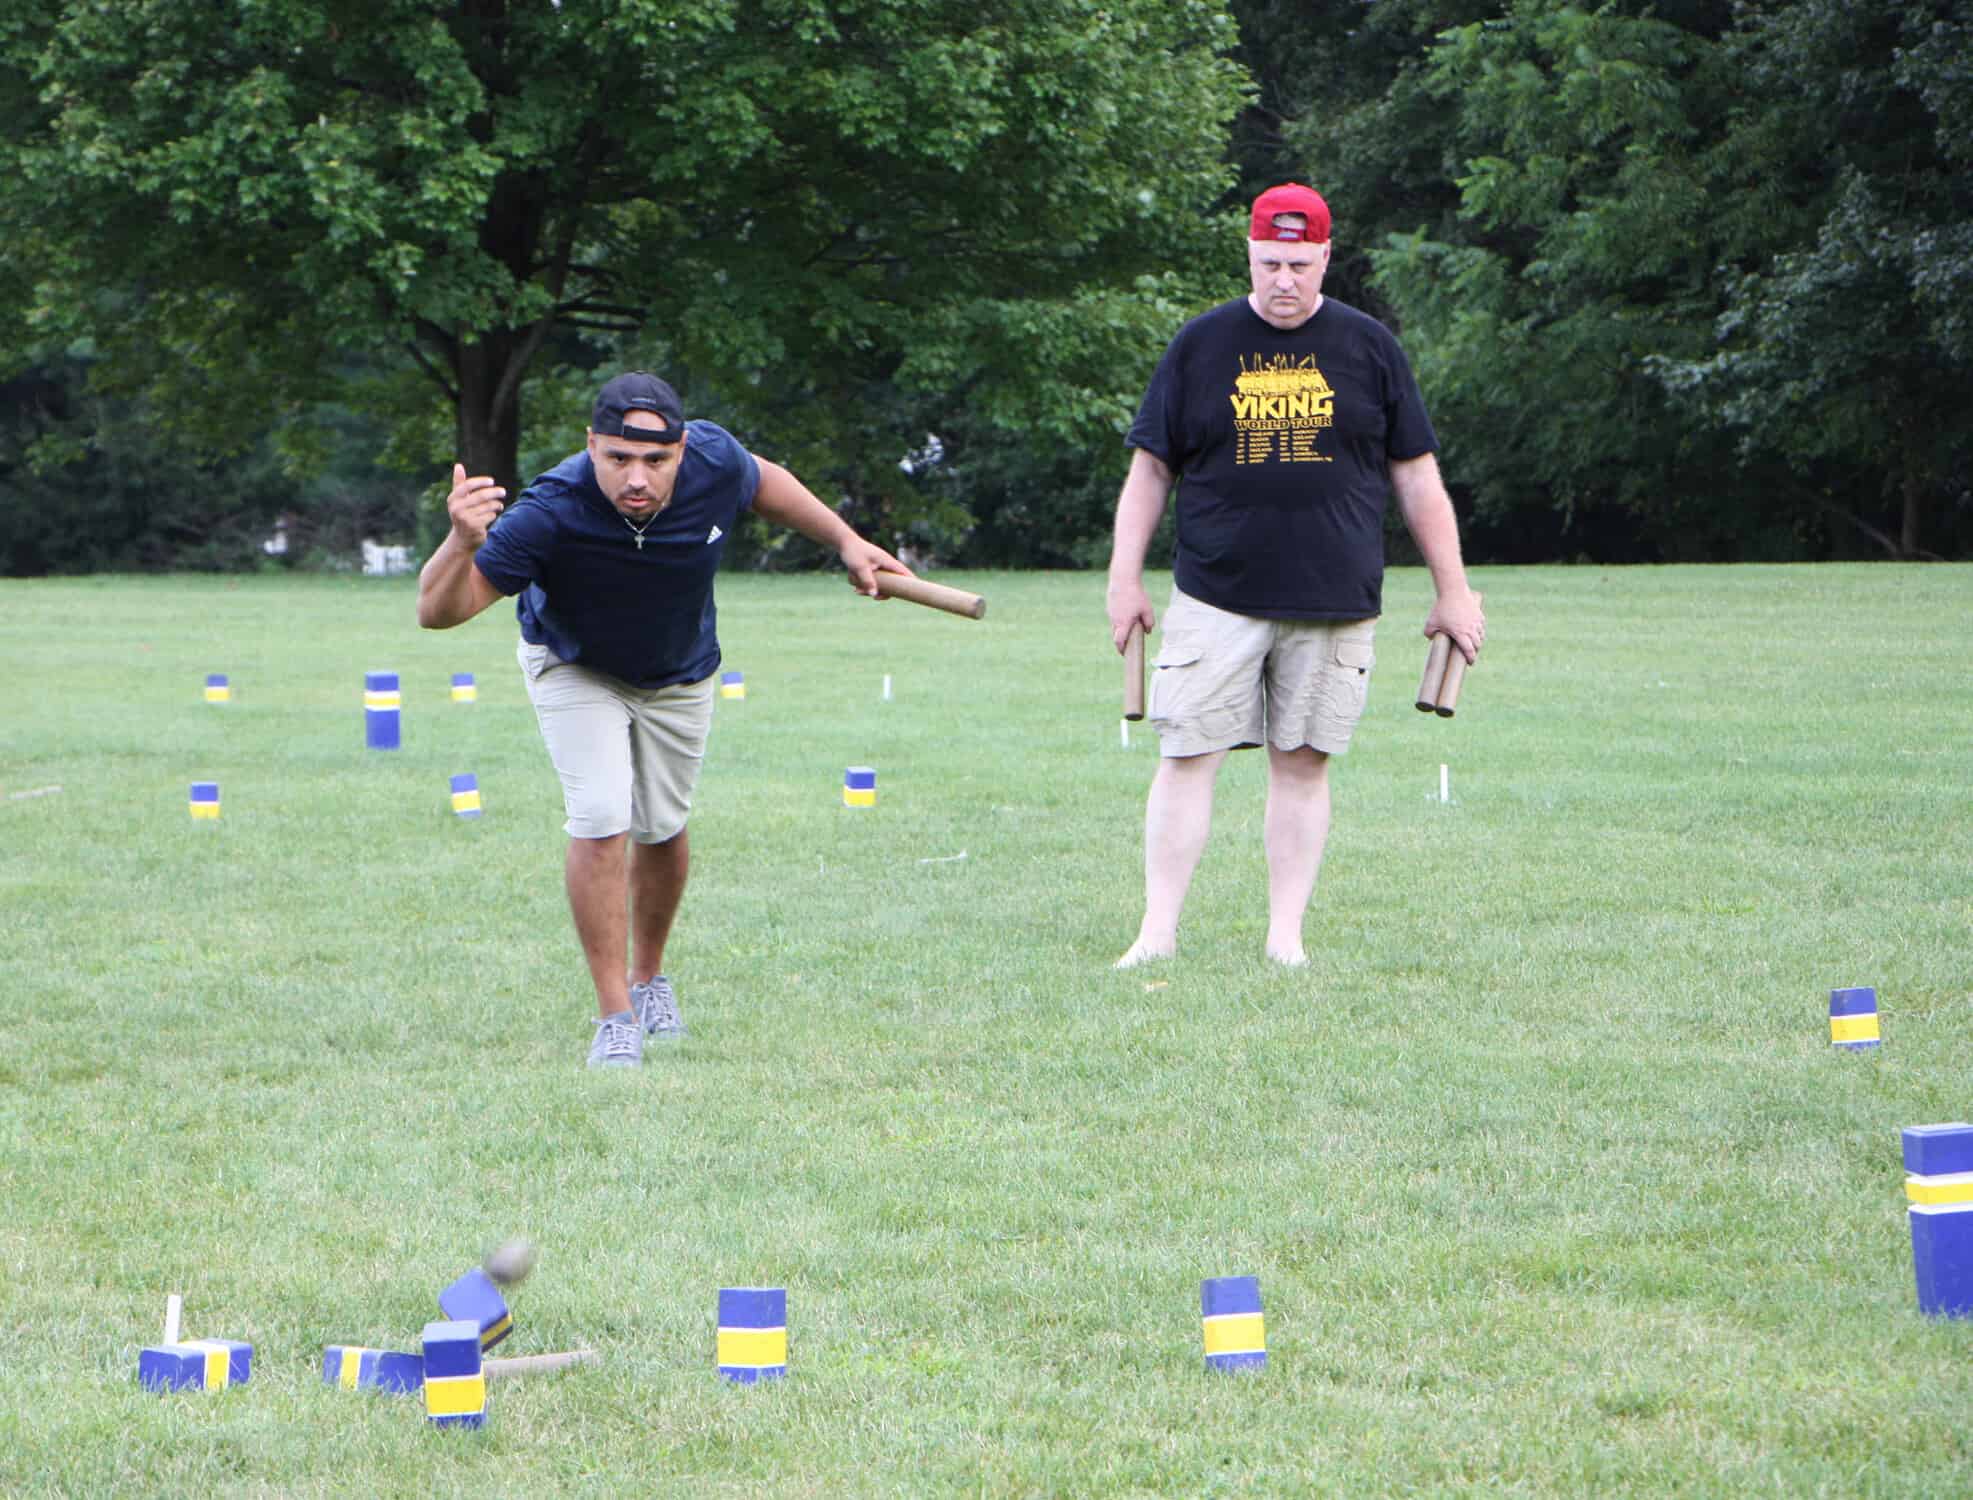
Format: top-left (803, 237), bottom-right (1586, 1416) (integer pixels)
top-left (843, 766), bottom-right (877, 809)
top-left (203, 673), bottom-right (231, 703)
top-left (364, 670), bottom-right (402, 750)
top-left (322, 1345), bottom-right (424, 1394)
top-left (421, 1319), bottom-right (486, 1429)
top-left (450, 672), bottom-right (477, 703)
top-left (1201, 1275), bottom-right (1267, 1373)
top-left (720, 670), bottom-right (746, 700)
top-left (716, 1287), bottom-right (788, 1383)
top-left (139, 1339), bottom-right (253, 1392)
top-left (1830, 986), bottom-right (1881, 1049)
top-left (438, 1267), bottom-right (514, 1353)
top-left (1904, 1122), bottom-right (1973, 1318)
top-left (189, 782), bottom-right (221, 820)
top-left (449, 773), bottom-right (483, 819)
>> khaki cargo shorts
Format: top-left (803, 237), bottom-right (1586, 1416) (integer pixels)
top-left (518, 640), bottom-right (715, 842)
top-left (1148, 588), bottom-right (1376, 758)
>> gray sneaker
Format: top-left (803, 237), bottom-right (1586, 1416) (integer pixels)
top-left (586, 1012), bottom-right (643, 1067)
top-left (631, 975), bottom-right (685, 1038)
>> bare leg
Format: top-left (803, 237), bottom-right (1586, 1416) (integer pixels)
top-left (1263, 745), bottom-right (1331, 966)
top-left (628, 828), bottom-right (689, 985)
top-left (1117, 750), bottom-right (1227, 967)
top-left (566, 833), bottom-right (633, 1018)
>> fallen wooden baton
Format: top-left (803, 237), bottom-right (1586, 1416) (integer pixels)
top-left (484, 1348), bottom-right (597, 1379)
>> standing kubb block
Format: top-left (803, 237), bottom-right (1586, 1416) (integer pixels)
top-left (716, 1287), bottom-right (788, 1383)
top-left (720, 670), bottom-right (746, 700)
top-left (843, 766), bottom-right (876, 809)
top-left (1201, 1275), bottom-right (1267, 1373)
top-left (449, 773), bottom-right (483, 819)
top-left (322, 1345), bottom-right (424, 1394)
top-left (189, 782), bottom-right (220, 820)
top-left (421, 1319), bottom-right (486, 1428)
top-left (450, 672), bottom-right (477, 703)
top-left (204, 673), bottom-right (231, 704)
top-left (139, 1339), bottom-right (253, 1392)
top-left (364, 671), bottom-right (401, 750)
top-left (1905, 1123), bottom-right (1973, 1318)
top-left (1830, 986), bottom-right (1881, 1049)
top-left (438, 1267), bottom-right (513, 1352)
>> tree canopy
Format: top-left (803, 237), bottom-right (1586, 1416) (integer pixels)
top-left (4, 0), bottom-right (1249, 517)
top-left (4, 0), bottom-right (1969, 573)
top-left (1271, 0), bottom-right (1971, 560)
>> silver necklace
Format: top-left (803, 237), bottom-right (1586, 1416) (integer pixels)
top-left (621, 513), bottom-right (654, 550)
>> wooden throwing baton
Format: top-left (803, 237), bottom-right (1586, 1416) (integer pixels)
top-left (1416, 634), bottom-right (1451, 713)
top-left (1123, 622), bottom-right (1146, 722)
top-left (873, 573), bottom-right (986, 620)
top-left (1416, 634), bottom-right (1471, 718)
top-left (484, 1349), bottom-right (598, 1379)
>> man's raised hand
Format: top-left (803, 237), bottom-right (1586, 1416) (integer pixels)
top-left (448, 462), bottom-right (506, 548)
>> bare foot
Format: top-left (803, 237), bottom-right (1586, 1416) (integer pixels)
top-left (1114, 942), bottom-right (1174, 970)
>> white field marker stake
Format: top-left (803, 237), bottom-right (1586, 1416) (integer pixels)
top-left (1440, 764), bottom-right (1450, 805)
top-left (882, 674), bottom-right (892, 701)
top-left (165, 1294), bottom-right (182, 1346)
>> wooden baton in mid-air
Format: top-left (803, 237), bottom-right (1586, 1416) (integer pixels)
top-left (873, 573), bottom-right (986, 620)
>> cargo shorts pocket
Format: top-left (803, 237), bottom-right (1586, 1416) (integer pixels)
top-left (1329, 636), bottom-right (1374, 715)
top-left (1335, 639), bottom-right (1374, 674)
top-left (1147, 645), bottom-right (1201, 721)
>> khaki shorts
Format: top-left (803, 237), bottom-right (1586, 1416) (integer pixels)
top-left (518, 641), bottom-right (715, 842)
top-left (1149, 588), bottom-right (1376, 758)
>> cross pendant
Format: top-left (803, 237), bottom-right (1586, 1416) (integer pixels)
top-left (634, 534), bottom-right (644, 550)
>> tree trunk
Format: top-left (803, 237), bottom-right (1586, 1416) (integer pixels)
top-left (454, 336), bottom-right (525, 498)
top-left (1900, 465), bottom-right (1922, 560)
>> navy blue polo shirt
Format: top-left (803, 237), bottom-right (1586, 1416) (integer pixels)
top-left (472, 420), bottom-right (760, 688)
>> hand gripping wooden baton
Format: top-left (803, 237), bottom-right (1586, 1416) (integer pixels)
top-left (873, 573), bottom-right (986, 619)
top-left (1416, 590), bottom-right (1482, 717)
top-left (1123, 622), bottom-right (1146, 721)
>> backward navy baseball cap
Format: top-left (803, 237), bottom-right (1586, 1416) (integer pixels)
top-left (592, 372), bottom-right (686, 443)
top-left (1249, 182), bottom-right (1331, 244)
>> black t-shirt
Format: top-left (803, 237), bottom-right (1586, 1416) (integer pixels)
top-left (1127, 295), bottom-right (1438, 619)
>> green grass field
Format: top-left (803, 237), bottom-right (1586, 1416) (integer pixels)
top-left (2, 564), bottom-right (1970, 1497)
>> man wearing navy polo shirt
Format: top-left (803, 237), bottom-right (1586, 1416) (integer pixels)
top-left (417, 372), bottom-right (907, 1066)
top-left (1105, 184), bottom-right (1486, 970)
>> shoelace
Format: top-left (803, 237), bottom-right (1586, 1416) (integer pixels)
top-left (597, 1018), bottom-right (639, 1061)
top-left (646, 981), bottom-right (679, 1029)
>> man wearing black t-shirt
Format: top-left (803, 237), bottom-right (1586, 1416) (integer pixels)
top-left (1105, 183), bottom-right (1485, 968)
top-left (417, 372), bottom-right (908, 1065)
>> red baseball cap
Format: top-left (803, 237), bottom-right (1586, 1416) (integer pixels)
top-left (1249, 183), bottom-right (1331, 244)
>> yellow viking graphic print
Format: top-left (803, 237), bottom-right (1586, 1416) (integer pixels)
top-left (1231, 355), bottom-right (1335, 465)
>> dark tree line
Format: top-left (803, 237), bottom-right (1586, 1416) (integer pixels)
top-left (3, 0), bottom-right (1967, 575)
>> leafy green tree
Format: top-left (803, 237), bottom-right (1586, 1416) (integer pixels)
top-left (1258, 0), bottom-right (1969, 560)
top-left (1337, 2), bottom-right (1792, 559)
top-left (1233, 0), bottom-right (1499, 315)
top-left (1655, 0), bottom-right (1973, 557)
top-left (4, 0), bottom-right (1249, 540)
